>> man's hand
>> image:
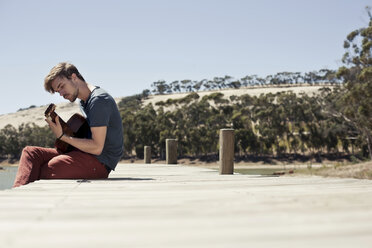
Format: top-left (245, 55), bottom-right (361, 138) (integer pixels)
top-left (45, 116), bottom-right (63, 139)
top-left (45, 116), bottom-right (107, 155)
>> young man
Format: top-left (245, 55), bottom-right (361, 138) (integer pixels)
top-left (13, 62), bottom-right (123, 187)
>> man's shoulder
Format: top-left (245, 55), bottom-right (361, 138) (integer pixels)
top-left (92, 87), bottom-right (108, 97)
top-left (91, 87), bottom-right (114, 103)
top-left (80, 87), bottom-right (115, 112)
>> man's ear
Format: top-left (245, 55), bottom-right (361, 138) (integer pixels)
top-left (71, 73), bottom-right (77, 81)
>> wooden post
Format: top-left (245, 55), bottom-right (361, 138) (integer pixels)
top-left (219, 129), bottom-right (234, 174)
top-left (166, 139), bottom-right (178, 164)
top-left (144, 146), bottom-right (151, 164)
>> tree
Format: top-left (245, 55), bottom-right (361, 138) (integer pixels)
top-left (151, 80), bottom-right (169, 95)
top-left (133, 104), bottom-right (158, 158)
top-left (0, 125), bottom-right (21, 158)
top-left (181, 80), bottom-right (192, 92)
top-left (337, 6), bottom-right (372, 159)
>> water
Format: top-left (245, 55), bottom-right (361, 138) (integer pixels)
top-left (0, 166), bottom-right (18, 190)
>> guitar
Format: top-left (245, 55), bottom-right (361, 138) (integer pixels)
top-left (44, 103), bottom-right (90, 153)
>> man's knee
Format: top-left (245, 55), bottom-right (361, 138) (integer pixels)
top-left (22, 145), bottom-right (34, 154)
top-left (20, 146), bottom-right (38, 158)
top-left (40, 155), bottom-right (70, 179)
top-left (21, 146), bottom-right (45, 156)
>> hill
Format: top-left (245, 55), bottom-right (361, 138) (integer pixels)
top-left (0, 85), bottom-right (329, 129)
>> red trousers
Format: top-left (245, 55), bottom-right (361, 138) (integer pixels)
top-left (13, 146), bottom-right (109, 188)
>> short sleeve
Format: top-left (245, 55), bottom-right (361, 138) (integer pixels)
top-left (87, 95), bottom-right (111, 127)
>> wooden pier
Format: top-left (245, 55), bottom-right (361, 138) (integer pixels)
top-left (0, 163), bottom-right (372, 247)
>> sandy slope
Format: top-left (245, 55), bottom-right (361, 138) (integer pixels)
top-left (0, 85), bottom-right (329, 129)
top-left (0, 102), bottom-right (82, 130)
top-left (143, 85), bottom-right (326, 107)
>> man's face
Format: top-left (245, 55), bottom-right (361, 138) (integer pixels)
top-left (51, 76), bottom-right (79, 102)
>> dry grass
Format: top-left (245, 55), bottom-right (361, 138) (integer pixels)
top-left (143, 85), bottom-right (327, 109)
top-left (294, 161), bottom-right (372, 180)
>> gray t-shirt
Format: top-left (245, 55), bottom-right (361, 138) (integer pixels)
top-left (80, 87), bottom-right (123, 170)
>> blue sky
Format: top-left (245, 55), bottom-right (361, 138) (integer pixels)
top-left (0, 0), bottom-right (371, 115)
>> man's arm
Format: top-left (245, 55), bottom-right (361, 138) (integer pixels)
top-left (46, 116), bottom-right (107, 155)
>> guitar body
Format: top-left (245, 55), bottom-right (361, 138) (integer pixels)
top-left (45, 104), bottom-right (90, 153)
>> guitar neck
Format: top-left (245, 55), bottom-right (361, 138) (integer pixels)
top-left (45, 104), bottom-right (68, 128)
top-left (44, 103), bottom-right (79, 153)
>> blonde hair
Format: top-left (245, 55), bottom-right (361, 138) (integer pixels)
top-left (44, 62), bottom-right (85, 93)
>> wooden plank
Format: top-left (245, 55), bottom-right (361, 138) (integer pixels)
top-left (0, 163), bottom-right (372, 247)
